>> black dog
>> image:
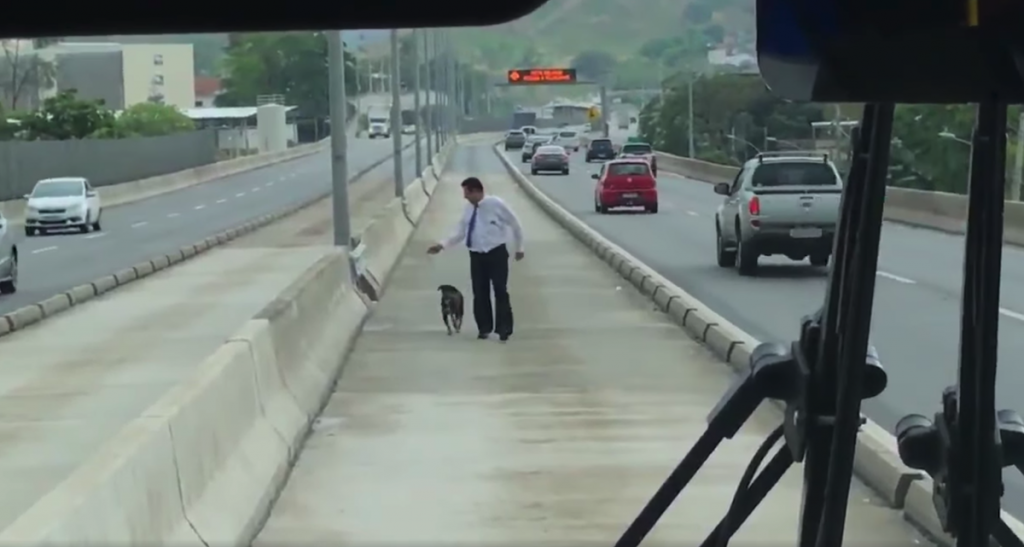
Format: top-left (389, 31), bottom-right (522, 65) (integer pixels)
top-left (437, 284), bottom-right (464, 335)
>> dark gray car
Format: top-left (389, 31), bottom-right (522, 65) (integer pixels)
top-left (530, 145), bottom-right (570, 175)
top-left (504, 130), bottom-right (526, 150)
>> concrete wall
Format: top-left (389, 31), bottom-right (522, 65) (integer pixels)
top-left (122, 44), bottom-right (195, 109)
top-left (54, 52), bottom-right (125, 109)
top-left (0, 130), bottom-right (217, 200)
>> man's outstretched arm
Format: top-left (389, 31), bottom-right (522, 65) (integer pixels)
top-left (429, 205), bottom-right (468, 253)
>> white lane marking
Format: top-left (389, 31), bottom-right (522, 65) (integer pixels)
top-left (266, 181), bottom-right (274, 187)
top-left (131, 221), bottom-right (148, 228)
top-left (235, 192), bottom-right (246, 197)
top-left (216, 199), bottom-right (227, 204)
top-left (686, 210), bottom-right (699, 217)
top-left (32, 246), bottom-right (57, 254)
top-left (167, 212), bottom-right (180, 218)
top-left (1001, 308), bottom-right (1024, 322)
top-left (251, 187), bottom-right (261, 192)
top-left (278, 177), bottom-right (287, 182)
top-left (194, 205), bottom-right (205, 210)
top-left (877, 271), bottom-right (916, 284)
top-left (84, 233), bottom-right (105, 239)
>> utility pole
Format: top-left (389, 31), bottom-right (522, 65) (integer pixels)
top-left (1012, 111), bottom-right (1024, 201)
top-left (448, 32), bottom-right (458, 136)
top-left (412, 29), bottom-right (423, 177)
top-left (423, 30), bottom-right (433, 161)
top-left (389, 29), bottom-right (404, 197)
top-left (440, 30), bottom-right (449, 147)
top-left (600, 85), bottom-right (610, 138)
top-left (327, 31), bottom-right (351, 248)
top-left (687, 73), bottom-right (695, 158)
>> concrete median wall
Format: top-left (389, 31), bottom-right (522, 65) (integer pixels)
top-left (653, 150), bottom-right (1024, 243)
top-left (0, 130), bottom-right (218, 201)
top-left (0, 137), bottom-right (458, 544)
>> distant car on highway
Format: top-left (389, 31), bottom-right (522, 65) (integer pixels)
top-left (0, 209), bottom-right (16, 295)
top-left (557, 130), bottom-right (581, 152)
top-left (585, 138), bottom-right (616, 162)
top-left (23, 177), bottom-right (102, 236)
top-left (592, 159), bottom-right (658, 214)
top-left (531, 145), bottom-right (570, 175)
top-left (368, 116), bottom-right (390, 139)
top-left (401, 124), bottom-right (416, 135)
top-left (618, 141), bottom-right (657, 175)
top-left (520, 125), bottom-right (537, 136)
top-left (504, 130), bottom-right (527, 150)
top-left (714, 152), bottom-right (842, 276)
top-left (521, 136), bottom-right (551, 162)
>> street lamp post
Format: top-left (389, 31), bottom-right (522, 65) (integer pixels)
top-left (727, 134), bottom-right (761, 154)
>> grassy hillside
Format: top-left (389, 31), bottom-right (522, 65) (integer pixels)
top-left (455, 0), bottom-right (754, 68)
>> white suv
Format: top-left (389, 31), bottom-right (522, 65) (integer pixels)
top-left (557, 130), bottom-right (581, 151)
top-left (24, 177), bottom-right (103, 236)
top-left (0, 209), bottom-right (16, 295)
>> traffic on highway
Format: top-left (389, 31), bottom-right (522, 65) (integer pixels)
top-left (0, 134), bottom-right (416, 315)
top-left (503, 127), bottom-right (1024, 520)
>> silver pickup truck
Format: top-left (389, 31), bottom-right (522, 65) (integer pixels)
top-left (713, 152), bottom-right (842, 276)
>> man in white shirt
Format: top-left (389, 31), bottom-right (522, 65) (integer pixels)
top-left (427, 177), bottom-right (525, 342)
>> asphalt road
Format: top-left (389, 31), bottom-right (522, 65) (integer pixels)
top-left (1, 136), bottom-right (422, 315)
top-left (502, 137), bottom-right (1024, 519)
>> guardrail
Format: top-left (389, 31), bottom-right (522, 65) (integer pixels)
top-left (653, 150), bottom-right (1024, 245)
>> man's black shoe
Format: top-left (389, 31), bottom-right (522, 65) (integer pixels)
top-left (477, 333), bottom-right (490, 339)
top-left (499, 334), bottom-right (510, 342)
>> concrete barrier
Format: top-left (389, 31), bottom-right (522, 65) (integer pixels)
top-left (0, 139), bottom-right (416, 339)
top-left (0, 251), bottom-right (369, 546)
top-left (355, 137), bottom-right (456, 298)
top-left (0, 139), bottom-right (329, 226)
top-left (653, 149), bottom-right (1024, 244)
top-left (0, 136), bottom-right (462, 544)
top-left (494, 144), bottom-right (1024, 547)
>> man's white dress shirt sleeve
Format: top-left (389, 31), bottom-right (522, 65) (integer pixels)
top-left (492, 197), bottom-right (525, 253)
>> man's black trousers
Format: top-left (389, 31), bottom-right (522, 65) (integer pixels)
top-left (469, 244), bottom-right (513, 336)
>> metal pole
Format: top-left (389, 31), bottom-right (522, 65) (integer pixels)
top-left (1012, 111), bottom-right (1024, 201)
top-left (389, 29), bottom-right (404, 197)
top-left (448, 34), bottom-right (457, 136)
top-left (600, 85), bottom-right (610, 138)
top-left (687, 74), bottom-right (695, 158)
top-left (327, 31), bottom-right (351, 248)
top-left (423, 30), bottom-right (433, 164)
top-left (412, 29), bottom-right (423, 176)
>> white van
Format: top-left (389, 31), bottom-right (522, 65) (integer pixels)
top-left (557, 130), bottom-right (580, 151)
top-left (368, 116), bottom-right (390, 138)
top-left (0, 208), bottom-right (16, 295)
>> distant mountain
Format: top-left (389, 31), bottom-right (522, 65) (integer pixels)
top-left (455, 0), bottom-right (754, 67)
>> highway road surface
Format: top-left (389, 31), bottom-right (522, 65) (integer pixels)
top-left (503, 140), bottom-right (1024, 519)
top-left (0, 136), bottom-right (421, 315)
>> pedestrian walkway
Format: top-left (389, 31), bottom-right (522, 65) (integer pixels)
top-left (254, 143), bottom-right (931, 546)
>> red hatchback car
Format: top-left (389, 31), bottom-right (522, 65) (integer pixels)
top-left (592, 159), bottom-right (658, 214)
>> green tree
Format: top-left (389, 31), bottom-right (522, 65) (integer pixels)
top-left (114, 103), bottom-right (195, 137)
top-left (16, 89), bottom-right (115, 140)
top-left (702, 24), bottom-right (726, 45)
top-left (638, 38), bottom-right (675, 62)
top-left (570, 50), bottom-right (617, 82)
top-left (217, 32), bottom-right (357, 118)
top-left (683, 1), bottom-right (714, 25)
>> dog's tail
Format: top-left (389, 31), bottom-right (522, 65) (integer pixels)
top-left (437, 284), bottom-right (457, 292)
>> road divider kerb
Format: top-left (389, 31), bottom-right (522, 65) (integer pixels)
top-left (0, 139), bottom-right (459, 544)
top-left (652, 149), bottom-right (1024, 245)
top-left (0, 138), bottom-right (420, 340)
top-left (493, 144), bottom-right (1023, 546)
